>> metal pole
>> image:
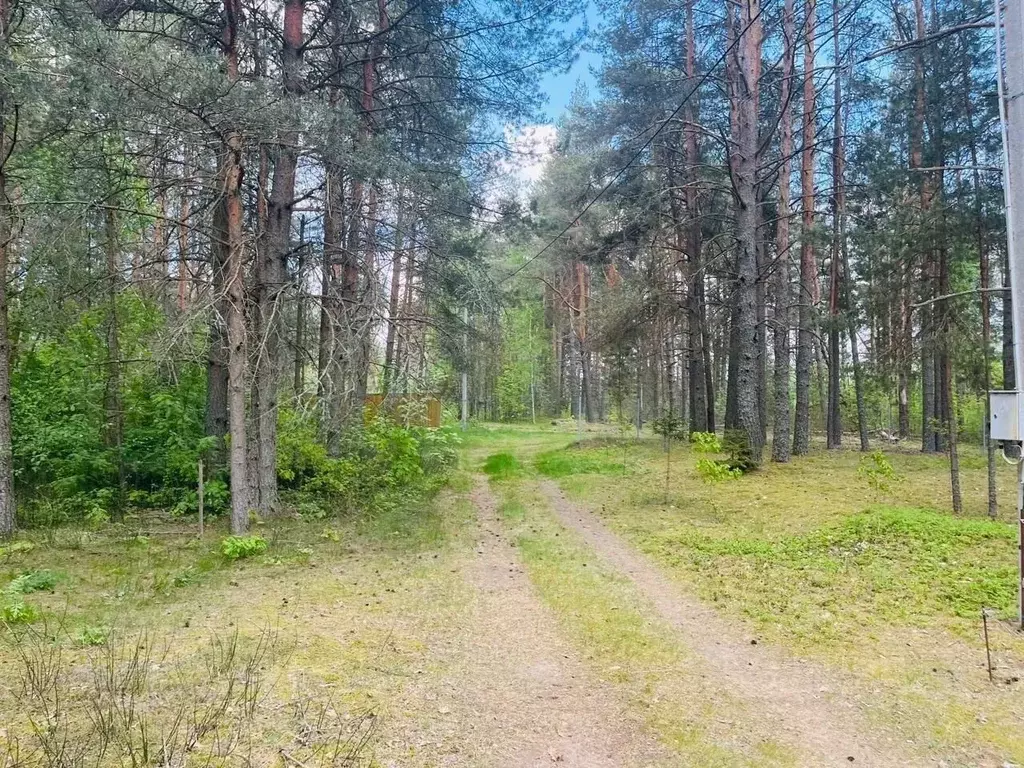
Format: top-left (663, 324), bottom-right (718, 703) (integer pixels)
top-left (997, 0), bottom-right (1024, 628)
top-left (461, 306), bottom-right (469, 431)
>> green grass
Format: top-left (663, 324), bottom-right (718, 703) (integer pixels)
top-left (0, 490), bottom-right (478, 766)
top-left (635, 504), bottom-right (1017, 647)
top-left (482, 451), bottom-right (522, 479)
top-left (530, 438), bottom-right (1022, 642)
top-left (534, 446), bottom-right (630, 477)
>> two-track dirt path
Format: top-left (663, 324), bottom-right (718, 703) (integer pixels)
top-left (378, 476), bottom-right (670, 767)
top-left (537, 478), bottom-right (928, 768)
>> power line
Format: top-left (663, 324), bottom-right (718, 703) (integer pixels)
top-left (500, 7), bottom-right (765, 284)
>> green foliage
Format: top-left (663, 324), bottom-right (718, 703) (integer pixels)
top-left (721, 430), bottom-right (756, 473)
top-left (3, 569), bottom-right (57, 625)
top-left (74, 626), bottom-right (110, 647)
top-left (12, 294), bottom-right (212, 525)
top-left (292, 416), bottom-right (460, 516)
top-left (493, 282), bottom-right (550, 421)
top-left (695, 457), bottom-right (743, 483)
top-left (690, 431), bottom-right (744, 483)
top-left (220, 536), bottom-right (268, 561)
top-left (277, 408), bottom-right (330, 487)
top-left (858, 450), bottom-right (902, 493)
top-left (6, 569), bottom-right (60, 594)
top-left (534, 448), bottom-right (626, 478)
top-left (483, 452), bottom-right (522, 479)
top-left (689, 432), bottom-right (722, 453)
top-left (652, 413), bottom-right (687, 441)
top-left (0, 600), bottom-right (39, 625)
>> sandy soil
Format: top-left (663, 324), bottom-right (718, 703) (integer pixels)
top-left (376, 476), bottom-right (670, 767)
top-left (538, 478), bottom-right (929, 768)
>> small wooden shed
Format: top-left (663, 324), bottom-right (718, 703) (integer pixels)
top-left (364, 393), bottom-right (443, 428)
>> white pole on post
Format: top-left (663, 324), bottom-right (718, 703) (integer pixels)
top-left (997, 0), bottom-right (1024, 628)
top-left (461, 305), bottom-right (469, 431)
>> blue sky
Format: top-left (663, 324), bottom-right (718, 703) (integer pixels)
top-left (537, 4), bottom-right (601, 122)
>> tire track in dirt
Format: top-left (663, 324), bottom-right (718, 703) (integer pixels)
top-left (381, 476), bottom-right (669, 767)
top-left (538, 478), bottom-right (929, 768)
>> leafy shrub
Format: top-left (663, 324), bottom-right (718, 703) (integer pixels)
top-left (12, 298), bottom-right (212, 525)
top-left (74, 626), bottom-right (109, 646)
top-left (298, 416), bottom-right (459, 516)
top-left (690, 431), bottom-right (722, 453)
top-left (220, 535), bottom-right (268, 561)
top-left (6, 569), bottom-right (60, 594)
top-left (695, 457), bottom-right (743, 483)
top-left (419, 427), bottom-right (461, 474)
top-left (1, 599), bottom-right (39, 625)
top-left (858, 450), bottom-right (902, 492)
top-left (690, 431), bottom-right (744, 483)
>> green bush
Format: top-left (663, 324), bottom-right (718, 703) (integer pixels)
top-left (858, 450), bottom-right (902, 493)
top-left (690, 430), bottom-right (747, 482)
top-left (74, 625), bottom-right (109, 646)
top-left (721, 430), bottom-right (756, 472)
top-left (690, 431), bottom-right (722, 453)
top-left (695, 457), bottom-right (743, 483)
top-left (6, 569), bottom-right (60, 594)
top-left (1, 599), bottom-right (39, 625)
top-left (483, 452), bottom-right (521, 479)
top-left (652, 413), bottom-right (687, 440)
top-left (220, 535), bottom-right (268, 561)
top-left (298, 417), bottom-right (459, 515)
top-left (12, 295), bottom-right (212, 525)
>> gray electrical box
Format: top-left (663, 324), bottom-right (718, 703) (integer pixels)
top-left (990, 391), bottom-right (1020, 442)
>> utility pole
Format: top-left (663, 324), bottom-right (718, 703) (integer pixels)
top-left (461, 305), bottom-right (469, 431)
top-left (994, 0), bottom-right (1024, 628)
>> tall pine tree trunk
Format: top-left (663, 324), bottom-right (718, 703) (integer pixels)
top-left (826, 0), bottom-right (843, 449)
top-left (683, 0), bottom-right (709, 433)
top-left (294, 215), bottom-right (306, 395)
top-left (221, 0), bottom-right (251, 534)
top-left (772, 0), bottom-right (795, 462)
top-left (383, 191), bottom-right (408, 394)
top-left (965, 62), bottom-right (997, 515)
top-left (793, 0), bottom-right (817, 455)
top-left (729, 0), bottom-right (764, 464)
top-left (0, 0), bottom-right (16, 537)
top-left (251, 0), bottom-right (305, 517)
top-left (206, 181), bottom-right (230, 469)
top-left (103, 205), bottom-right (126, 521)
top-left (911, 0), bottom-right (939, 454)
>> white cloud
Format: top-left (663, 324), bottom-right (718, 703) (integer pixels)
top-left (490, 124), bottom-right (557, 204)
